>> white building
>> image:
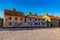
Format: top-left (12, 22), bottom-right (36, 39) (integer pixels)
top-left (25, 12), bottom-right (47, 27)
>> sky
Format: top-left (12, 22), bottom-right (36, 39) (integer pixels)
top-left (0, 0), bottom-right (60, 18)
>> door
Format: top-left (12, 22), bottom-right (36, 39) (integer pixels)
top-left (59, 20), bottom-right (60, 27)
top-left (50, 24), bottom-right (52, 27)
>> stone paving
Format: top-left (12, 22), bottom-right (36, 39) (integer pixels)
top-left (0, 28), bottom-right (60, 40)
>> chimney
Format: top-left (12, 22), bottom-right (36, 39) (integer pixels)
top-left (13, 8), bottom-right (16, 11)
top-left (35, 13), bottom-right (37, 16)
top-left (56, 16), bottom-right (58, 18)
top-left (45, 13), bottom-right (48, 16)
top-left (29, 12), bottom-right (32, 15)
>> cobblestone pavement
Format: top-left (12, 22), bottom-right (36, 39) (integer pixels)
top-left (0, 28), bottom-right (60, 40)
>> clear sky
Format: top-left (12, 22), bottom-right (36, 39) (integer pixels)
top-left (0, 0), bottom-right (60, 18)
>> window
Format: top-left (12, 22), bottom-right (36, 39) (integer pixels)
top-left (34, 23), bottom-right (37, 25)
top-left (9, 17), bottom-right (12, 20)
top-left (38, 19), bottom-right (40, 21)
top-left (20, 22), bottom-right (22, 25)
top-left (42, 23), bottom-right (45, 25)
top-left (9, 22), bottom-right (12, 25)
top-left (20, 18), bottom-right (23, 20)
top-left (19, 22), bottom-right (22, 25)
top-left (19, 23), bottom-right (20, 25)
top-left (35, 19), bottom-right (37, 21)
top-left (28, 22), bottom-right (32, 25)
top-left (29, 18), bottom-right (31, 21)
top-left (15, 17), bottom-right (18, 20)
top-left (33, 21), bottom-right (34, 22)
top-left (38, 23), bottom-right (40, 25)
top-left (41, 22), bottom-right (45, 25)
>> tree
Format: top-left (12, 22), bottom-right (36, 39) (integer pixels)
top-left (46, 19), bottom-right (51, 28)
top-left (0, 18), bottom-right (3, 27)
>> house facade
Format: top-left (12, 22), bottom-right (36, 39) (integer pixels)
top-left (43, 14), bottom-right (60, 27)
top-left (25, 12), bottom-right (47, 27)
top-left (4, 9), bottom-right (60, 27)
top-left (3, 9), bottom-right (60, 27)
top-left (3, 9), bottom-right (47, 27)
top-left (3, 9), bottom-right (25, 27)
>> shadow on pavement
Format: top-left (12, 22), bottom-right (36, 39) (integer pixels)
top-left (0, 27), bottom-right (59, 31)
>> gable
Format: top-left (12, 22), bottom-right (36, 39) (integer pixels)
top-left (43, 15), bottom-right (51, 22)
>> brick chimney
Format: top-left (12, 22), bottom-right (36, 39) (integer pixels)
top-left (45, 13), bottom-right (48, 16)
top-left (29, 12), bottom-right (32, 15)
top-left (13, 8), bottom-right (16, 11)
top-left (35, 13), bottom-right (37, 16)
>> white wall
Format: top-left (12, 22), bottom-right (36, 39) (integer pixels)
top-left (25, 18), bottom-right (47, 27)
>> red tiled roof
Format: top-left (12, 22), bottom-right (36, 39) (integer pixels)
top-left (48, 15), bottom-right (55, 19)
top-left (47, 15), bottom-right (60, 20)
top-left (27, 14), bottom-right (42, 19)
top-left (4, 10), bottom-right (25, 17)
